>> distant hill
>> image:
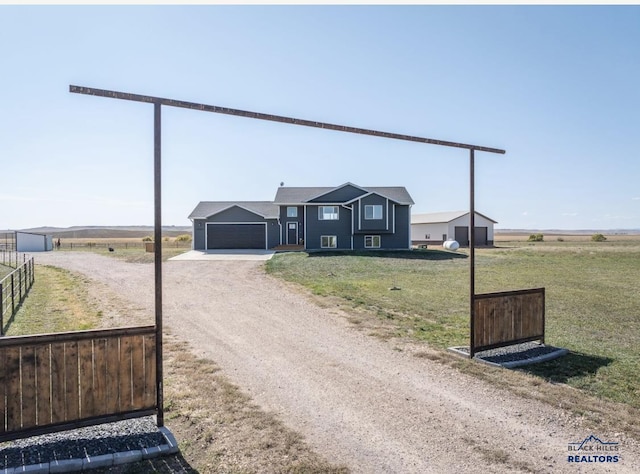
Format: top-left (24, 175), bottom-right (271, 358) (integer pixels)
top-left (495, 228), bottom-right (640, 235)
top-left (18, 226), bottom-right (192, 239)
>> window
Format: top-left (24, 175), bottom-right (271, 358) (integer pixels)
top-left (321, 235), bottom-right (337, 248)
top-left (365, 235), bottom-right (381, 248)
top-left (287, 206), bottom-right (297, 217)
top-left (364, 204), bottom-right (383, 220)
top-left (319, 206), bottom-right (339, 220)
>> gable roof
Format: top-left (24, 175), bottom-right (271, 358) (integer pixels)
top-left (189, 201), bottom-right (279, 220)
top-left (411, 210), bottom-right (497, 224)
top-left (273, 183), bottom-right (414, 205)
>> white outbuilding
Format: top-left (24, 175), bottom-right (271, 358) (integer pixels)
top-left (16, 231), bottom-right (54, 252)
top-left (411, 211), bottom-right (497, 247)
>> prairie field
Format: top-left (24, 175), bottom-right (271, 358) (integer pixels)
top-left (266, 235), bottom-right (640, 410)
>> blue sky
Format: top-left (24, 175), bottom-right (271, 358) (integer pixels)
top-left (1, 5), bottom-right (639, 230)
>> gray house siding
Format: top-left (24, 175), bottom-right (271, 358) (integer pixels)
top-left (355, 194), bottom-right (390, 232)
top-left (193, 219), bottom-right (206, 249)
top-left (309, 185), bottom-right (365, 203)
top-left (353, 205), bottom-right (411, 250)
top-left (279, 206), bottom-right (305, 245)
top-left (305, 205), bottom-right (353, 250)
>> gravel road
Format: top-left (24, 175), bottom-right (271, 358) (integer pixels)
top-left (35, 252), bottom-right (639, 473)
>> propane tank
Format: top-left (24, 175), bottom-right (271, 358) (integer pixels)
top-left (443, 240), bottom-right (460, 251)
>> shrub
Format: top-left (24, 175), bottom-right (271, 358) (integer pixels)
top-left (591, 233), bottom-right (607, 242)
top-left (142, 236), bottom-right (153, 242)
top-left (528, 233), bottom-right (544, 242)
top-left (557, 237), bottom-right (564, 242)
top-left (163, 237), bottom-right (170, 242)
top-left (175, 234), bottom-right (192, 243)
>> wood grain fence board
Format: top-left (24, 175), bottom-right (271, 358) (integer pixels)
top-left (64, 341), bottom-right (79, 421)
top-left (119, 336), bottom-right (134, 412)
top-left (50, 343), bottom-right (66, 424)
top-left (78, 340), bottom-right (94, 418)
top-left (35, 345), bottom-right (52, 426)
top-left (0, 348), bottom-right (7, 433)
top-left (131, 336), bottom-right (145, 410)
top-left (93, 338), bottom-right (108, 417)
top-left (143, 335), bottom-right (156, 408)
top-left (105, 337), bottom-right (120, 414)
top-left (5, 347), bottom-right (22, 431)
top-left (0, 326), bottom-right (157, 441)
top-left (473, 288), bottom-right (545, 353)
top-left (20, 346), bottom-right (37, 429)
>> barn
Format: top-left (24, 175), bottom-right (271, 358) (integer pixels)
top-left (411, 211), bottom-right (497, 247)
top-left (189, 202), bottom-right (280, 250)
top-left (15, 231), bottom-right (53, 252)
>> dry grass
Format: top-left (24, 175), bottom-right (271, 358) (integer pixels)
top-left (158, 335), bottom-right (348, 474)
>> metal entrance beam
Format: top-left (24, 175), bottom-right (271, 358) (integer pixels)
top-left (70, 85), bottom-right (505, 155)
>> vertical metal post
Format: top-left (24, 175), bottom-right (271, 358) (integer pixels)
top-left (11, 274), bottom-right (15, 314)
top-left (469, 149), bottom-right (476, 358)
top-left (154, 102), bottom-right (164, 427)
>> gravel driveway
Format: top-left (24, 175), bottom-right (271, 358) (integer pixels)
top-left (35, 252), bottom-right (639, 473)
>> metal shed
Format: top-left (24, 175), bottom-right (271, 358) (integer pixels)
top-left (411, 211), bottom-right (497, 247)
top-left (15, 231), bottom-right (53, 252)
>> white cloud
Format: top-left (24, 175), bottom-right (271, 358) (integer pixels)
top-left (562, 212), bottom-right (578, 216)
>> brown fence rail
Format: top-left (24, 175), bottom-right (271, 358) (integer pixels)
top-left (58, 241), bottom-right (191, 250)
top-left (472, 288), bottom-right (545, 355)
top-left (0, 257), bottom-right (35, 336)
top-left (0, 325), bottom-right (157, 441)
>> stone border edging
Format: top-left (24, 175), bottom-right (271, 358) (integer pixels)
top-left (0, 427), bottom-right (179, 474)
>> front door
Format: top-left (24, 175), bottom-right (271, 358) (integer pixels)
top-left (287, 222), bottom-right (298, 245)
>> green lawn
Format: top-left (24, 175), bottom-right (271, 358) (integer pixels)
top-left (266, 239), bottom-right (640, 409)
top-left (3, 265), bottom-right (101, 336)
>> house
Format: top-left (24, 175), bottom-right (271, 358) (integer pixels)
top-left (411, 211), bottom-right (497, 247)
top-left (189, 183), bottom-right (414, 251)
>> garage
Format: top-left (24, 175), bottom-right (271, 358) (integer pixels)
top-left (411, 211), bottom-right (497, 247)
top-left (206, 223), bottom-right (266, 249)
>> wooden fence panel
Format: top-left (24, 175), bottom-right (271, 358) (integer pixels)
top-left (21, 347), bottom-right (37, 428)
top-left (5, 347), bottom-right (21, 432)
top-left (131, 337), bottom-right (145, 410)
top-left (0, 350), bottom-right (6, 433)
top-left (0, 326), bottom-right (156, 442)
top-left (473, 288), bottom-right (545, 354)
top-left (93, 338), bottom-right (108, 417)
top-left (143, 335), bottom-right (156, 408)
top-left (50, 343), bottom-right (67, 424)
top-left (35, 345), bottom-right (52, 426)
top-left (78, 339), bottom-right (94, 418)
top-left (105, 337), bottom-right (120, 414)
top-left (119, 336), bottom-right (134, 412)
top-left (65, 341), bottom-right (80, 421)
